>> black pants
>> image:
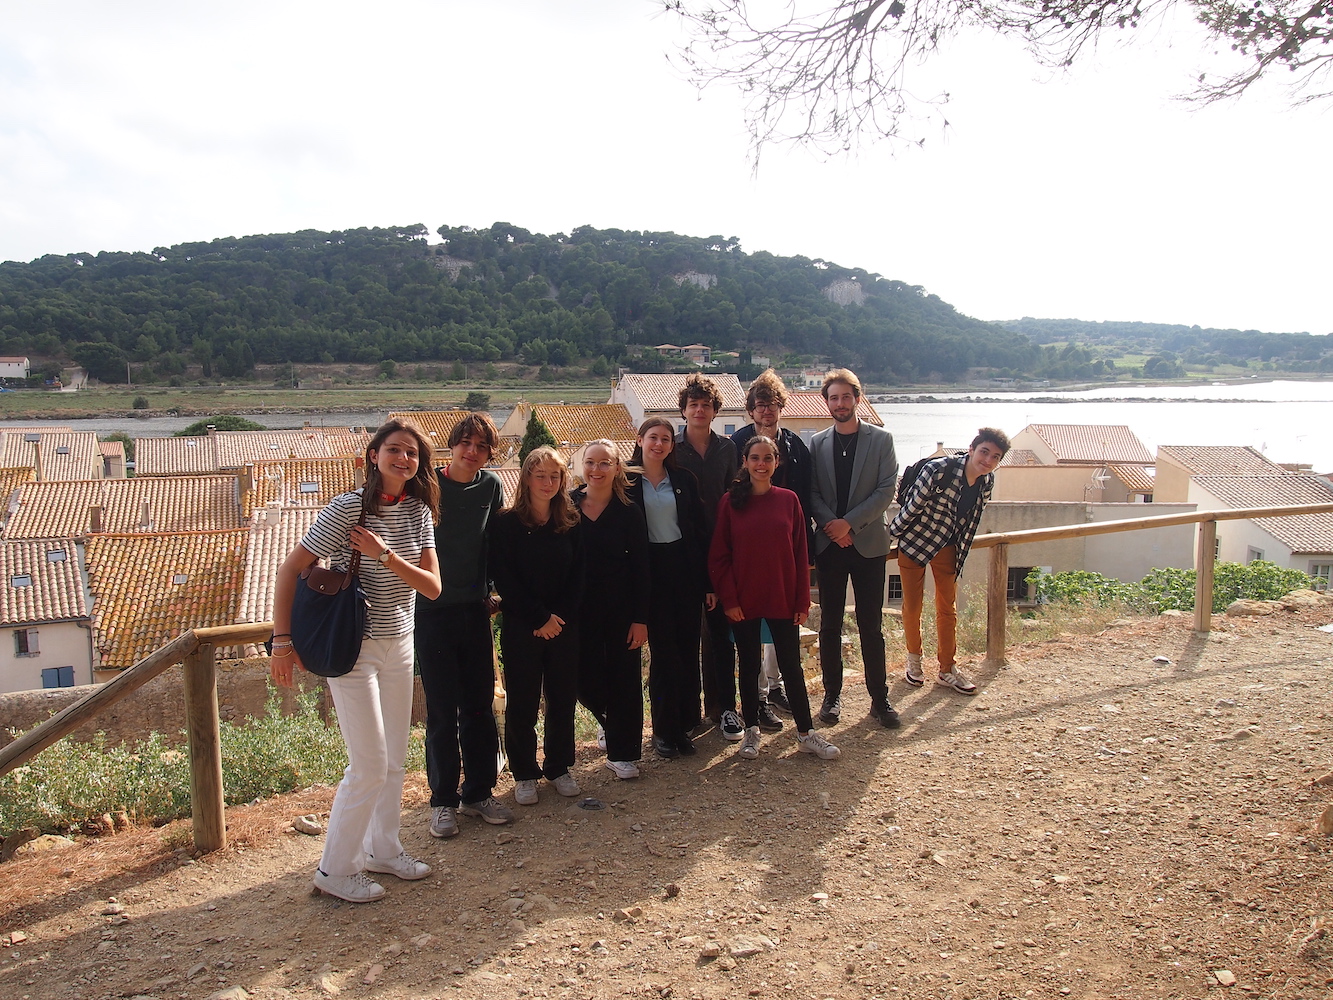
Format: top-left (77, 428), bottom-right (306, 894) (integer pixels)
top-left (646, 541), bottom-right (703, 739)
top-left (415, 603), bottom-right (499, 808)
top-left (501, 621), bottom-right (580, 782)
top-left (701, 602), bottom-right (737, 718)
top-left (733, 617), bottom-right (814, 732)
top-left (578, 603), bottom-right (644, 762)
top-left (816, 544), bottom-right (888, 704)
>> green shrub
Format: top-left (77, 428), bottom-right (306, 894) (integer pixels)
top-left (132, 395), bottom-right (149, 409)
top-left (1026, 560), bottom-right (1315, 615)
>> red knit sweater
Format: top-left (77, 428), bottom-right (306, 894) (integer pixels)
top-left (708, 486), bottom-right (810, 620)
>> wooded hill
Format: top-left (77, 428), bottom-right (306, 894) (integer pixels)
top-left (1, 223), bottom-right (1326, 386)
top-left (0, 223), bottom-right (1036, 384)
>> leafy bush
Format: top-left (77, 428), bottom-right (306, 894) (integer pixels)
top-left (132, 395), bottom-right (149, 409)
top-left (1026, 561), bottom-right (1315, 615)
top-left (0, 689), bottom-right (426, 835)
top-left (175, 415), bottom-right (266, 436)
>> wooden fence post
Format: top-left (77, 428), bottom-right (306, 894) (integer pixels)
top-left (985, 543), bottom-right (1009, 667)
top-left (182, 642), bottom-right (226, 853)
top-left (1194, 520), bottom-right (1217, 634)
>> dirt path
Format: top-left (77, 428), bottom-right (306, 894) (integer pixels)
top-left (2, 606), bottom-right (1332, 1000)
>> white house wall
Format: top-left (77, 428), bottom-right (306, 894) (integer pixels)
top-left (0, 620), bottom-right (94, 694)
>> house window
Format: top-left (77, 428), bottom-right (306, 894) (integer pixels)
top-left (299, 481), bottom-right (320, 494)
top-left (10, 574), bottom-right (31, 587)
top-left (41, 665), bottom-right (74, 688)
top-left (1007, 567), bottom-right (1034, 602)
top-left (172, 573), bottom-right (189, 585)
top-left (14, 628), bottom-right (39, 656)
top-left (1310, 563), bottom-right (1332, 593)
top-left (723, 424), bottom-right (736, 436)
top-left (1246, 546), bottom-right (1265, 563)
top-left (886, 575), bottom-right (903, 601)
top-left (47, 548), bottom-right (67, 562)
top-left (1142, 493), bottom-right (1153, 503)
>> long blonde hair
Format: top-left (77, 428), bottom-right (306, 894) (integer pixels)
top-left (509, 446), bottom-right (579, 531)
top-left (581, 439), bottom-right (631, 505)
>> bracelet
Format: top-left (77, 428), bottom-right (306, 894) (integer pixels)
top-left (272, 648), bottom-right (293, 657)
top-left (272, 633), bottom-right (291, 639)
top-left (271, 642), bottom-right (293, 650)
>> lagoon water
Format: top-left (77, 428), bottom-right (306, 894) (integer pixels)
top-left (3, 380), bottom-right (1330, 472)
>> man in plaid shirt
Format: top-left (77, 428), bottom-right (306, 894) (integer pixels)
top-left (889, 428), bottom-right (1010, 695)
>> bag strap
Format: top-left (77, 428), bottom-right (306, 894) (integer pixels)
top-left (346, 498), bottom-right (368, 575)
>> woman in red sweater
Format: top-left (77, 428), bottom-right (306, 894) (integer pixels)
top-left (709, 436), bottom-right (840, 761)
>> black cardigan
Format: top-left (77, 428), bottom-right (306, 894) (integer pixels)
top-left (490, 509), bottom-right (585, 632)
top-left (625, 467), bottom-right (711, 597)
top-left (571, 486), bottom-right (651, 625)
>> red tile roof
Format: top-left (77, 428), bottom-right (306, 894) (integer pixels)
top-left (1192, 474), bottom-right (1333, 554)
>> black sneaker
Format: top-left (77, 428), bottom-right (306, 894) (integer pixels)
top-left (818, 694), bottom-right (841, 723)
top-left (675, 732), bottom-right (698, 756)
top-left (767, 686), bottom-right (792, 714)
top-left (719, 709), bottom-right (745, 741)
top-left (757, 702), bottom-right (784, 732)
top-left (653, 735), bottom-right (681, 759)
top-left (870, 701), bottom-right (902, 729)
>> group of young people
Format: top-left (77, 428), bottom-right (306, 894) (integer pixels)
top-left (268, 368), bottom-right (1010, 903)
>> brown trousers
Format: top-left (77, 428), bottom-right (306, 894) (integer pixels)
top-left (897, 545), bottom-right (958, 669)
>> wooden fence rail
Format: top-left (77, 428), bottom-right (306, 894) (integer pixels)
top-left (969, 503), bottom-right (1333, 666)
top-left (0, 622), bottom-right (274, 853)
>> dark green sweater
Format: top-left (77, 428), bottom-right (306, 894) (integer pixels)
top-left (416, 466), bottom-right (503, 612)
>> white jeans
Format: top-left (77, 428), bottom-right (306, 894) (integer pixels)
top-left (318, 634), bottom-right (415, 878)
top-left (759, 644), bottom-right (783, 697)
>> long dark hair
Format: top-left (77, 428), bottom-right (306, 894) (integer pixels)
top-left (364, 419), bottom-right (440, 522)
top-left (627, 416), bottom-right (680, 472)
top-left (728, 435), bottom-right (780, 510)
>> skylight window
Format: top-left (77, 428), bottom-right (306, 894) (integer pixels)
top-left (299, 482), bottom-right (319, 494)
top-left (172, 573), bottom-right (189, 585)
top-left (46, 549), bottom-right (67, 562)
top-left (10, 574), bottom-right (31, 587)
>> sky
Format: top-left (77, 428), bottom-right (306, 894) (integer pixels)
top-left (1, 1), bottom-right (1329, 335)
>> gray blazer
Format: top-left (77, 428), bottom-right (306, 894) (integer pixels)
top-left (809, 420), bottom-right (898, 558)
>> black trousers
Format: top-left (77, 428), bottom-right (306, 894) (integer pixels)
top-left (701, 602), bottom-right (737, 719)
top-left (501, 621), bottom-right (580, 782)
top-left (577, 603), bottom-right (644, 762)
top-left (646, 541), bottom-right (703, 739)
top-left (415, 602), bottom-right (499, 808)
top-left (733, 617), bottom-right (814, 732)
top-left (816, 544), bottom-right (888, 704)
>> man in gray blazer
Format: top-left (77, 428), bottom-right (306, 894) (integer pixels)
top-left (809, 368), bottom-right (900, 728)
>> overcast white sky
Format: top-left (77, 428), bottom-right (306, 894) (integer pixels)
top-left (1, 1), bottom-right (1328, 334)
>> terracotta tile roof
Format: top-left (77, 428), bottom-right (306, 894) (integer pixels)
top-left (241, 457), bottom-right (361, 518)
top-left (236, 506), bottom-right (321, 653)
top-left (134, 436), bottom-right (219, 475)
top-left (1157, 445), bottom-right (1286, 476)
top-left (1110, 464), bottom-right (1156, 494)
top-left (494, 468), bottom-right (523, 506)
top-left (385, 411), bottom-right (475, 453)
top-left (780, 390), bottom-right (883, 425)
top-left (0, 539), bottom-right (87, 626)
top-left (616, 373), bottom-right (747, 412)
top-left (0, 466), bottom-right (36, 504)
top-left (525, 404), bottom-right (638, 445)
top-left (84, 529), bottom-right (248, 668)
top-left (0, 430), bottom-right (101, 480)
top-left (1193, 474), bottom-right (1333, 554)
top-left (136, 428), bottom-right (372, 475)
top-left (98, 440), bottom-right (125, 459)
top-left (1023, 424), bottom-right (1153, 465)
top-left (3, 476), bottom-right (242, 539)
top-left (1000, 449), bottom-right (1042, 467)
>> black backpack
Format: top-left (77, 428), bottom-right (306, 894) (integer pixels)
top-left (895, 453), bottom-right (961, 507)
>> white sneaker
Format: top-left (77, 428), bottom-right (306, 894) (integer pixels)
top-left (605, 759), bottom-right (640, 780)
top-left (936, 669), bottom-right (978, 695)
top-left (429, 805), bottom-right (458, 838)
top-left (314, 869), bottom-right (385, 902)
top-left (514, 779), bottom-right (539, 805)
top-left (720, 709), bottom-right (745, 741)
top-left (596, 726), bottom-right (607, 751)
top-left (738, 726), bottom-right (760, 759)
top-left (364, 850), bottom-right (431, 881)
top-left (797, 730), bottom-right (841, 760)
top-left (552, 771), bottom-right (581, 797)
top-left (904, 653), bottom-right (925, 687)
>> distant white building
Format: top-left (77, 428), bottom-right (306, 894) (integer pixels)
top-left (610, 373), bottom-right (747, 436)
top-left (0, 539), bottom-right (94, 693)
top-left (0, 357), bottom-right (30, 379)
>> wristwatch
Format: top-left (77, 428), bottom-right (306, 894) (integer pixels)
top-left (377, 547), bottom-right (392, 565)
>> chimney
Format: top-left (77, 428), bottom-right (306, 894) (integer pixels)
top-left (140, 498), bottom-right (152, 531)
top-left (89, 505), bottom-right (103, 534)
top-left (354, 456), bottom-right (366, 490)
top-left (239, 466), bottom-right (253, 495)
top-left (265, 500), bottom-right (282, 526)
top-left (206, 424), bottom-right (217, 437)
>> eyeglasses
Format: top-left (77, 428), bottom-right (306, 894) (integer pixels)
top-left (751, 402), bottom-right (781, 412)
top-left (583, 460), bottom-right (614, 472)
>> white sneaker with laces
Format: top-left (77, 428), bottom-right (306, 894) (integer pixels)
top-left (552, 771), bottom-right (581, 797)
top-left (797, 730), bottom-right (841, 760)
top-left (904, 653), bottom-right (925, 687)
top-left (514, 779), bottom-right (539, 805)
top-left (460, 796), bottom-right (515, 824)
top-left (596, 726), bottom-right (607, 751)
top-left (314, 869), bottom-right (385, 902)
top-left (936, 669), bottom-right (978, 695)
top-left (738, 726), bottom-right (761, 759)
top-left (605, 759), bottom-right (640, 779)
top-left (720, 709), bottom-right (745, 741)
top-left (364, 850), bottom-right (431, 881)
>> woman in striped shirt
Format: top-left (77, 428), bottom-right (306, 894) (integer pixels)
top-left (271, 419), bottom-right (441, 904)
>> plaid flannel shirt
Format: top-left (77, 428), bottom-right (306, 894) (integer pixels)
top-left (888, 454), bottom-right (992, 577)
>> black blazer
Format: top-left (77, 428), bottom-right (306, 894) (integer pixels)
top-left (626, 466), bottom-right (711, 597)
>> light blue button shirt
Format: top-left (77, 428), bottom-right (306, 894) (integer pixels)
top-left (642, 473), bottom-right (683, 543)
